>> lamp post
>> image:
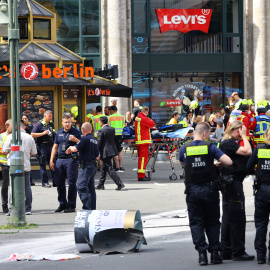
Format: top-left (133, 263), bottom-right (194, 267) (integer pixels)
top-left (8, 0), bottom-right (25, 226)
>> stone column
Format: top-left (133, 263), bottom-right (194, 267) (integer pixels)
top-left (253, 0), bottom-right (270, 104)
top-left (101, 0), bottom-right (132, 116)
top-left (243, 0), bottom-right (254, 99)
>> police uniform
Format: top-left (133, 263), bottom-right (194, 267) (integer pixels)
top-left (219, 139), bottom-right (254, 260)
top-left (54, 127), bottom-right (82, 210)
top-left (32, 120), bottom-right (55, 186)
top-left (246, 144), bottom-right (270, 263)
top-left (75, 133), bottom-right (99, 210)
top-left (179, 140), bottom-right (224, 264)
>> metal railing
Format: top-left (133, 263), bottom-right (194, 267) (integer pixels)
top-left (176, 33), bottom-right (222, 53)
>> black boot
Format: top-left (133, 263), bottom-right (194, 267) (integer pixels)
top-left (211, 250), bottom-right (222, 264)
top-left (198, 251), bottom-right (208, 266)
top-left (268, 254), bottom-right (270, 265)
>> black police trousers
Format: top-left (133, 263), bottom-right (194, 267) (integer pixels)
top-left (254, 184), bottom-right (270, 257)
top-left (221, 181), bottom-right (246, 258)
top-left (186, 183), bottom-right (221, 253)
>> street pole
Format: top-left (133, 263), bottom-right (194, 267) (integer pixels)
top-left (8, 0), bottom-right (25, 226)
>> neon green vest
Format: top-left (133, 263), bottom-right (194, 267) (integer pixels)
top-left (109, 113), bottom-right (125, 136)
top-left (0, 132), bottom-right (8, 164)
top-left (86, 113), bottom-right (94, 123)
top-left (93, 114), bottom-right (107, 133)
top-left (71, 106), bottom-right (78, 118)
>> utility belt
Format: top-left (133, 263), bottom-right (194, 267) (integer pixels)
top-left (58, 155), bottom-right (72, 160)
top-left (79, 160), bottom-right (97, 169)
top-left (184, 180), bottom-right (219, 194)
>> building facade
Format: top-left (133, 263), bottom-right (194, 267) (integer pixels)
top-left (0, 0), bottom-right (268, 126)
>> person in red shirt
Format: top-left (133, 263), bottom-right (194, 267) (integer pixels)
top-left (135, 106), bottom-right (155, 181)
top-left (235, 102), bottom-right (252, 147)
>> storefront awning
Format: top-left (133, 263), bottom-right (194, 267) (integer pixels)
top-left (0, 74), bottom-right (92, 86)
top-left (86, 84), bottom-right (132, 98)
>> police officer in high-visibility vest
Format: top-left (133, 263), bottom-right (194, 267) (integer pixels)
top-left (108, 106), bottom-right (125, 171)
top-left (0, 119), bottom-right (12, 213)
top-left (93, 105), bottom-right (107, 137)
top-left (250, 104), bottom-right (270, 148)
top-left (246, 128), bottom-right (270, 264)
top-left (31, 110), bottom-right (56, 187)
top-left (179, 122), bottom-right (232, 266)
top-left (135, 106), bottom-right (155, 181)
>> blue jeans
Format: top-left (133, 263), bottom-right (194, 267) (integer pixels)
top-left (24, 171), bottom-right (32, 212)
top-left (77, 163), bottom-right (97, 210)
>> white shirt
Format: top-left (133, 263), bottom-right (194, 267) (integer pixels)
top-left (3, 130), bottom-right (37, 172)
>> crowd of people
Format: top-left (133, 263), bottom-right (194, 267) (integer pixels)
top-left (1, 93), bottom-right (270, 266)
top-left (0, 98), bottom-right (154, 216)
top-left (179, 91), bottom-right (270, 266)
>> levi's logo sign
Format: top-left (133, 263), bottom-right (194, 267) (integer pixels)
top-left (156, 9), bottom-right (213, 34)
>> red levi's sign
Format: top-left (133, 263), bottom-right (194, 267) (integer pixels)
top-left (165, 100), bottom-right (181, 107)
top-left (156, 9), bottom-right (213, 34)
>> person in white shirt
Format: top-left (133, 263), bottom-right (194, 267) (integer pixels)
top-left (3, 120), bottom-right (37, 215)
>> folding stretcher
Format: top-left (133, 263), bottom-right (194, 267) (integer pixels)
top-left (123, 128), bottom-right (194, 180)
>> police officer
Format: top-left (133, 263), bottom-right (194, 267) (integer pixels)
top-left (219, 120), bottom-right (254, 261)
top-left (109, 106), bottom-right (125, 171)
top-left (66, 122), bottom-right (99, 210)
top-left (31, 110), bottom-right (55, 187)
top-left (246, 127), bottom-right (270, 264)
top-left (50, 113), bottom-right (82, 213)
top-left (179, 122), bottom-right (232, 266)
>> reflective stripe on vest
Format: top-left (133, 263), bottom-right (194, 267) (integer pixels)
top-left (93, 114), bottom-right (107, 132)
top-left (0, 132), bottom-right (8, 164)
top-left (109, 114), bottom-right (125, 136)
top-left (135, 121), bottom-right (152, 145)
top-left (86, 114), bottom-right (94, 123)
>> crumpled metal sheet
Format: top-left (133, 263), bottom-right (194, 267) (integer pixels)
top-left (92, 228), bottom-right (147, 255)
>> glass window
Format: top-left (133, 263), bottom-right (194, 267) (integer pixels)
top-left (132, 73), bottom-right (150, 108)
top-left (225, 72), bottom-right (242, 102)
top-left (132, 36), bottom-right (149, 54)
top-left (227, 0), bottom-right (239, 33)
top-left (151, 72), bottom-right (224, 124)
top-left (82, 0), bottom-right (99, 35)
top-left (63, 87), bottom-right (81, 129)
top-left (133, 0), bottom-right (147, 34)
top-left (82, 37), bottom-right (99, 53)
top-left (33, 19), bottom-right (51, 40)
top-left (150, 0), bottom-right (222, 53)
top-left (19, 18), bottom-right (28, 39)
top-left (226, 36), bottom-right (240, 53)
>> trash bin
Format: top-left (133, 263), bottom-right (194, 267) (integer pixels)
top-left (74, 210), bottom-right (145, 253)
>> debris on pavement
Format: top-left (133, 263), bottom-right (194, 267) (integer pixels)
top-left (8, 253), bottom-right (81, 261)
